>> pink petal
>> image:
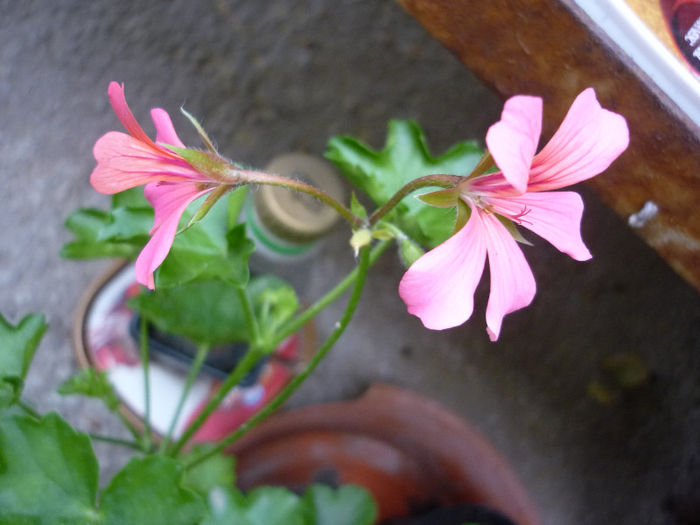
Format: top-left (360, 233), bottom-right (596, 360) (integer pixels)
top-left (135, 183), bottom-right (212, 289)
top-left (480, 211), bottom-right (536, 341)
top-left (485, 95), bottom-right (542, 194)
top-left (488, 191), bottom-right (592, 261)
top-left (527, 88), bottom-right (629, 192)
top-left (107, 82), bottom-right (156, 147)
top-left (151, 108), bottom-right (186, 148)
top-left (90, 132), bottom-right (207, 194)
top-left (399, 209), bottom-right (487, 330)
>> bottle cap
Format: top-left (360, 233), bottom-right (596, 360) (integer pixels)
top-left (254, 153), bottom-right (346, 243)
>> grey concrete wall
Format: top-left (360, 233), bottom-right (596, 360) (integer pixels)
top-left (1, 1), bottom-right (699, 524)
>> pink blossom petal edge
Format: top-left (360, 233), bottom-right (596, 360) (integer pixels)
top-left (528, 88), bottom-right (629, 191)
top-left (398, 210), bottom-right (487, 330)
top-left (480, 211), bottom-right (536, 341)
top-left (488, 191), bottom-right (592, 261)
top-left (151, 108), bottom-right (186, 148)
top-left (485, 95), bottom-right (542, 194)
top-left (107, 82), bottom-right (156, 147)
top-left (134, 182), bottom-right (213, 289)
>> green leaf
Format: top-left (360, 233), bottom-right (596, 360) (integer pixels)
top-left (0, 313), bottom-right (47, 408)
top-left (0, 412), bottom-right (99, 524)
top-left (129, 275), bottom-right (296, 346)
top-left (156, 196), bottom-right (254, 289)
top-left (99, 456), bottom-right (205, 525)
top-left (202, 486), bottom-right (309, 525)
top-left (246, 275), bottom-right (299, 344)
top-left (349, 193), bottom-right (368, 221)
top-left (304, 484), bottom-right (377, 525)
top-left (57, 368), bottom-right (120, 412)
top-left (97, 207), bottom-right (153, 243)
top-left (326, 120), bottom-right (483, 248)
top-left (61, 208), bottom-right (143, 259)
top-left (416, 187), bottom-right (459, 208)
top-left (179, 445), bottom-right (236, 496)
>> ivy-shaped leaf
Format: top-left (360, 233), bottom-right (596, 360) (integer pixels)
top-left (58, 368), bottom-right (121, 412)
top-left (0, 313), bottom-right (47, 409)
top-left (179, 445), bottom-right (236, 496)
top-left (304, 484), bottom-right (377, 525)
top-left (0, 413), bottom-right (100, 524)
top-left (99, 456), bottom-right (205, 525)
top-left (61, 188), bottom-right (152, 260)
top-left (326, 120), bottom-right (483, 248)
top-left (201, 486), bottom-right (309, 525)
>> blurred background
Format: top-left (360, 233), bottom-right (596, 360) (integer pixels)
top-left (1, 1), bottom-right (699, 523)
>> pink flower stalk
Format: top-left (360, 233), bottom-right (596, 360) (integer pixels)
top-left (90, 82), bottom-right (223, 289)
top-left (398, 88), bottom-right (629, 341)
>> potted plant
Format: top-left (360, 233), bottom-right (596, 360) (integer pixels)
top-left (0, 81), bottom-right (628, 524)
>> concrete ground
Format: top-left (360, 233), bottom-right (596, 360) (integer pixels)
top-left (1, 1), bottom-right (699, 524)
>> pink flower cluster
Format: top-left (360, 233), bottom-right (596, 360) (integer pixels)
top-left (399, 88), bottom-right (629, 341)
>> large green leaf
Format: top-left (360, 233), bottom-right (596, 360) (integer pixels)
top-left (99, 456), bottom-right (205, 525)
top-left (304, 484), bottom-right (377, 525)
top-left (129, 275), bottom-right (297, 346)
top-left (0, 313), bottom-right (46, 408)
top-left (326, 120), bottom-right (483, 248)
top-left (0, 413), bottom-right (100, 524)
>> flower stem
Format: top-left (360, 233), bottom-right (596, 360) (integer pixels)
top-left (139, 317), bottom-right (153, 449)
top-left (236, 286), bottom-right (261, 347)
top-left (16, 399), bottom-right (40, 419)
top-left (158, 343), bottom-right (210, 453)
top-left (168, 346), bottom-right (264, 456)
top-left (185, 245), bottom-right (373, 470)
top-left (369, 174), bottom-right (461, 226)
top-left (234, 170), bottom-right (363, 228)
top-left (267, 239), bottom-right (391, 351)
top-left (89, 433), bottom-right (143, 451)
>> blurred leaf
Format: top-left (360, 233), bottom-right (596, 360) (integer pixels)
top-left (180, 445), bottom-right (236, 496)
top-left (99, 456), bottom-right (205, 525)
top-left (0, 313), bottom-right (46, 408)
top-left (601, 353), bottom-right (650, 389)
top-left (58, 368), bottom-right (120, 412)
top-left (201, 486), bottom-right (309, 525)
top-left (247, 275), bottom-right (299, 344)
top-left (0, 412), bottom-right (99, 524)
top-left (304, 484), bottom-right (377, 525)
top-left (61, 208), bottom-right (143, 259)
top-left (326, 120), bottom-right (483, 248)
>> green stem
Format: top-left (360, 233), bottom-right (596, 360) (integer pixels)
top-left (89, 433), bottom-right (143, 451)
top-left (139, 317), bottom-right (153, 449)
top-left (168, 346), bottom-right (264, 456)
top-left (186, 245), bottom-right (372, 470)
top-left (158, 344), bottom-right (210, 453)
top-left (232, 170), bottom-right (363, 228)
top-left (236, 286), bottom-right (261, 347)
top-left (267, 240), bottom-right (391, 351)
top-left (369, 174), bottom-right (460, 226)
top-left (16, 399), bottom-right (40, 419)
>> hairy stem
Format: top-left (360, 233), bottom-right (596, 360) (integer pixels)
top-left (267, 240), bottom-right (390, 351)
top-left (369, 174), bottom-right (460, 226)
top-left (139, 317), bottom-right (153, 449)
top-left (168, 346), bottom-right (264, 456)
top-left (158, 343), bottom-right (210, 453)
top-left (185, 245), bottom-right (372, 470)
top-left (232, 169), bottom-right (363, 228)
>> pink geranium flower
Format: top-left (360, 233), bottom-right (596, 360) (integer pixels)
top-left (90, 82), bottom-right (224, 289)
top-left (398, 88), bottom-right (629, 341)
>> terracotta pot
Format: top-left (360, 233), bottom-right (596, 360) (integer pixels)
top-left (229, 383), bottom-right (540, 524)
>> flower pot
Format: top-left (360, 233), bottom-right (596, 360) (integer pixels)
top-left (228, 382), bottom-right (540, 525)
